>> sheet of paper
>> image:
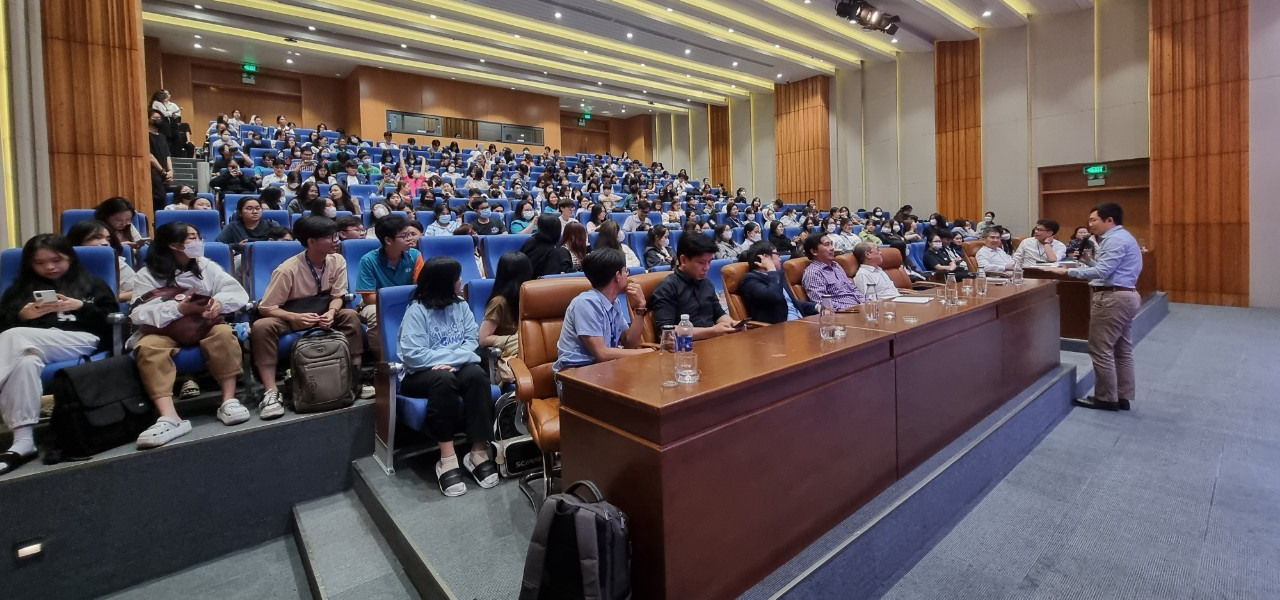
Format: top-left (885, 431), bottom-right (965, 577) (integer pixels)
top-left (889, 296), bottom-right (933, 304)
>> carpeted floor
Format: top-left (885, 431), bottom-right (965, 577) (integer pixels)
top-left (879, 303), bottom-right (1280, 599)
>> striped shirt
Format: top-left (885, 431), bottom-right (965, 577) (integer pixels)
top-left (802, 260), bottom-right (866, 310)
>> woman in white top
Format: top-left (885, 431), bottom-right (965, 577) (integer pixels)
top-left (150, 90), bottom-right (181, 118)
top-left (66, 220), bottom-right (137, 303)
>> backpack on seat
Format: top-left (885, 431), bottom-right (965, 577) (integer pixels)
top-left (289, 328), bottom-right (354, 413)
top-left (520, 480), bottom-right (631, 600)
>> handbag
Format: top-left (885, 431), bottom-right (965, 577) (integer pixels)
top-left (50, 355), bottom-right (156, 459)
top-left (135, 286), bottom-right (224, 346)
top-left (282, 292), bottom-right (333, 316)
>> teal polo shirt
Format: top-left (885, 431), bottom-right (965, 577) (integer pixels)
top-left (356, 247), bottom-right (421, 292)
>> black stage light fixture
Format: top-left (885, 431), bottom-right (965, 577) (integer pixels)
top-left (834, 0), bottom-right (901, 36)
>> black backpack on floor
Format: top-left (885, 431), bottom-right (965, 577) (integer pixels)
top-left (50, 355), bottom-right (155, 458)
top-left (520, 481), bottom-right (631, 600)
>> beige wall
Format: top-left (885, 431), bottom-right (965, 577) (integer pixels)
top-left (862, 60), bottom-right (900, 211)
top-left (672, 113), bottom-right (691, 174)
top-left (729, 95), bottom-right (753, 194)
top-left (688, 105), bottom-right (710, 182)
top-left (1251, 0), bottom-right (1280, 307)
top-left (751, 92), bottom-right (777, 200)
top-left (654, 113), bottom-right (673, 168)
top-left (831, 67), bottom-right (865, 209)
top-left (899, 52), bottom-right (938, 216)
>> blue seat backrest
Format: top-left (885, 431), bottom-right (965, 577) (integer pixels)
top-left (0, 248), bottom-right (21, 293)
top-left (853, 225), bottom-right (864, 235)
top-left (246, 241), bottom-right (304, 300)
top-left (156, 209), bottom-right (222, 240)
top-left (608, 213), bottom-right (629, 227)
top-left (784, 226), bottom-right (801, 239)
top-left (667, 230), bottom-right (683, 254)
top-left (907, 241), bottom-right (926, 270)
top-left (707, 258), bottom-right (734, 294)
top-left (481, 234), bottom-right (530, 277)
top-left (418, 236), bottom-right (481, 281)
top-left (732, 227), bottom-right (745, 244)
top-left (60, 209), bottom-right (98, 235)
top-left (465, 278), bottom-right (494, 326)
top-left (349, 184), bottom-right (378, 198)
top-left (0, 246), bottom-right (120, 298)
top-left (222, 194), bottom-right (256, 223)
top-left (627, 231), bottom-right (648, 262)
top-left (291, 211), bottom-right (352, 226)
top-left (340, 238), bottom-right (382, 293)
top-left (263, 210), bottom-right (290, 229)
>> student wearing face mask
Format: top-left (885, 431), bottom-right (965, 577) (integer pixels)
top-left (923, 233), bottom-right (966, 277)
top-left (738, 221), bottom-right (763, 254)
top-left (713, 223), bottom-right (739, 260)
top-left (468, 198), bottom-right (506, 236)
top-left (424, 204), bottom-right (459, 236)
top-left (510, 199), bottom-right (537, 235)
top-left (643, 225), bottom-right (674, 270)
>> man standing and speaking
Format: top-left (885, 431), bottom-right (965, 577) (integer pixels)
top-left (1046, 203), bottom-right (1143, 411)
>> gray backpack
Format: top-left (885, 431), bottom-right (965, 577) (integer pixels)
top-left (289, 329), bottom-right (355, 413)
top-left (519, 481), bottom-right (631, 600)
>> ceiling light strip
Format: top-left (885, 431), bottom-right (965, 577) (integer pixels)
top-left (993, 0), bottom-right (1034, 18)
top-left (589, 0), bottom-right (845, 69)
top-left (142, 13), bottom-right (688, 113)
top-left (682, 0), bottom-right (897, 58)
top-left (404, 0), bottom-right (776, 90)
top-left (209, 0), bottom-right (729, 102)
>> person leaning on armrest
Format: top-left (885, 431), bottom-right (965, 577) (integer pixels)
top-left (649, 230), bottom-right (738, 340)
top-left (553, 248), bottom-right (654, 378)
top-left (738, 240), bottom-right (817, 324)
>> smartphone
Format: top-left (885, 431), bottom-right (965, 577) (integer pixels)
top-left (33, 290), bottom-right (58, 305)
top-left (733, 319), bottom-right (750, 330)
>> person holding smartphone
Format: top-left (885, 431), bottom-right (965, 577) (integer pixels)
top-left (0, 234), bottom-right (118, 475)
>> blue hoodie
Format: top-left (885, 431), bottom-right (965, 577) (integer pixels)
top-left (397, 299), bottom-right (480, 372)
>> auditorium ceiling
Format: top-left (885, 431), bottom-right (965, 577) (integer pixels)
top-left (142, 0), bottom-right (1095, 116)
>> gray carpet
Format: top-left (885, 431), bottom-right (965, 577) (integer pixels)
top-left (880, 303), bottom-right (1280, 599)
top-left (101, 537), bottom-right (310, 600)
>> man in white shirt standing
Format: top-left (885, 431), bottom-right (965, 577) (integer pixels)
top-left (851, 242), bottom-right (902, 300)
top-left (976, 227), bottom-right (1015, 274)
top-left (1013, 219), bottom-right (1067, 267)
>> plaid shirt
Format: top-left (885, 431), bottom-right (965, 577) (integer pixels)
top-left (802, 260), bottom-right (865, 310)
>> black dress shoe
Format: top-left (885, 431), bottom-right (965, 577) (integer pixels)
top-left (1118, 398), bottom-right (1131, 411)
top-left (1072, 396), bottom-right (1119, 411)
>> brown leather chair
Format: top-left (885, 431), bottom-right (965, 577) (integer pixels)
top-left (722, 261), bottom-right (751, 322)
top-left (509, 277), bottom-right (593, 499)
top-left (962, 240), bottom-right (984, 272)
top-left (834, 253), bottom-right (860, 278)
top-left (880, 247), bottom-right (942, 291)
top-left (629, 271), bottom-right (669, 344)
top-left (782, 257), bottom-right (811, 302)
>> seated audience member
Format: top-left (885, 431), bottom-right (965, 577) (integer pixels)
top-left (1065, 225), bottom-right (1096, 261)
top-left (165, 186), bottom-right (197, 211)
top-left (954, 219), bottom-right (980, 239)
top-left (768, 220), bottom-right (796, 257)
top-left (739, 221), bottom-right (763, 251)
top-left (94, 196), bottom-right (143, 246)
top-left (946, 230), bottom-right (972, 274)
top-left (66, 220), bottom-right (136, 302)
top-left (851, 242), bottom-right (902, 300)
top-left (556, 198), bottom-right (577, 229)
top-left (451, 224), bottom-right (486, 276)
top-left (287, 181), bottom-right (322, 214)
top-left (338, 160), bottom-right (368, 187)
top-left (801, 233), bottom-right (866, 310)
top-left (479, 252), bottom-right (534, 384)
top-left (209, 160), bottom-right (258, 195)
top-left (644, 224), bottom-right (674, 269)
top-left (561, 221), bottom-right (590, 272)
top-left (131, 223), bottom-right (253, 448)
top-left (923, 232), bottom-right (967, 277)
top-left (976, 211), bottom-right (998, 232)
top-left (976, 227), bottom-right (1015, 274)
top-left (586, 205), bottom-right (609, 234)
top-left (257, 186), bottom-right (285, 211)
top-left (250, 216), bottom-right (367, 410)
top-left (335, 215), bottom-right (365, 241)
top-left (713, 223), bottom-right (739, 260)
top-left (553, 248), bottom-right (651, 377)
top-left (307, 197), bottom-right (338, 219)
top-left (0, 234), bottom-right (117, 474)
top-left (469, 197), bottom-right (506, 235)
top-left (397, 257), bottom-right (497, 497)
top-left (327, 183), bottom-right (362, 216)
top-left (424, 204), bottom-right (458, 236)
top-left (738, 240), bottom-right (817, 324)
top-left (510, 199), bottom-right (537, 234)
top-left (858, 221), bottom-right (883, 245)
top-left (1014, 219), bottom-right (1067, 266)
top-left (217, 196), bottom-right (281, 254)
top-left (622, 199), bottom-right (653, 233)
top-left (779, 208), bottom-right (800, 228)
top-left (593, 220), bottom-right (641, 269)
top-left (356, 215), bottom-right (425, 355)
top-left (722, 203), bottom-right (745, 229)
top-left (259, 159), bottom-right (289, 190)
top-left (520, 215), bottom-right (572, 276)
top-left (650, 231), bottom-right (738, 339)
top-left (832, 218), bottom-right (859, 253)
top-left (370, 191), bottom-right (412, 220)
top-left (265, 225), bottom-right (292, 241)
top-left (901, 216), bottom-right (922, 243)
top-left (597, 186), bottom-right (621, 211)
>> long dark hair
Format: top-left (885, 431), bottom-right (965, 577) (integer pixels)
top-left (531, 214), bottom-right (561, 245)
top-left (561, 222), bottom-right (589, 261)
top-left (146, 222), bottom-right (203, 284)
top-left (4, 234), bottom-right (97, 302)
top-left (66, 220), bottom-right (125, 258)
top-left (594, 220), bottom-right (622, 251)
top-left (413, 256), bottom-right (464, 309)
top-left (94, 197), bottom-right (135, 225)
top-left (488, 252), bottom-right (533, 320)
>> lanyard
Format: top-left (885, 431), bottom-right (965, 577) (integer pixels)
top-left (304, 255), bottom-right (326, 292)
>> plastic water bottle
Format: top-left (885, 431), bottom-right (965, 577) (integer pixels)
top-left (1011, 262), bottom-right (1024, 286)
top-left (819, 294), bottom-right (836, 340)
top-left (975, 269), bottom-right (988, 296)
top-left (945, 272), bottom-right (958, 306)
top-left (864, 283), bottom-right (879, 323)
top-left (675, 314), bottom-right (699, 384)
top-left (659, 325), bottom-right (678, 388)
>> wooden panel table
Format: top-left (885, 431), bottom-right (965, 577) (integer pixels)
top-left (557, 281), bottom-right (1060, 600)
top-left (1022, 249), bottom-right (1157, 339)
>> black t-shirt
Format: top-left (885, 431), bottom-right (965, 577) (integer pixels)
top-left (472, 218), bottom-right (506, 236)
top-left (149, 131), bottom-right (170, 163)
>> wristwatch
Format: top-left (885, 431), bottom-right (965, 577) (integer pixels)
top-left (633, 306), bottom-right (649, 315)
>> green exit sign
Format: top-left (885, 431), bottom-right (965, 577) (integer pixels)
top-left (242, 63), bottom-right (258, 73)
top-left (583, 113), bottom-right (591, 120)
top-left (1084, 164), bottom-right (1108, 178)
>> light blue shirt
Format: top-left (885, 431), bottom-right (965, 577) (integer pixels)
top-left (1067, 225), bottom-right (1143, 288)
top-left (397, 300), bottom-right (480, 372)
top-left (553, 289), bottom-right (631, 373)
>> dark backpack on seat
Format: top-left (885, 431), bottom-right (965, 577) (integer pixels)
top-left (50, 355), bottom-right (155, 458)
top-left (520, 480), bottom-right (631, 600)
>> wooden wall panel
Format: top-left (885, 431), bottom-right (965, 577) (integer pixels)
top-left (44, 0), bottom-right (150, 221)
top-left (709, 104), bottom-right (731, 190)
top-left (1150, 0), bottom-right (1250, 306)
top-left (775, 76), bottom-right (831, 207)
top-left (613, 115), bottom-right (654, 164)
top-left (935, 40), bottom-right (983, 223)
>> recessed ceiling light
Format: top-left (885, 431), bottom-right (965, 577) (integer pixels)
top-left (583, 50), bottom-right (589, 54)
top-left (581, 98), bottom-right (586, 101)
top-left (774, 44), bottom-right (781, 48)
top-left (777, 73), bottom-right (783, 78)
top-left (597, 81), bottom-right (602, 85)
top-left (511, 87), bottom-right (516, 90)
top-left (335, 73), bottom-right (341, 76)
top-left (684, 49), bottom-right (691, 54)
top-left (307, 26), bottom-right (316, 31)
top-left (621, 109), bottom-right (626, 113)
top-left (686, 98), bottom-right (691, 102)
top-left (805, 0), bottom-right (811, 3)
top-left (891, 38), bottom-right (898, 44)
top-left (642, 90), bottom-right (647, 93)
top-left (193, 43), bottom-right (202, 48)
top-left (732, 61), bottom-right (738, 67)
top-left (640, 63), bottom-right (646, 67)
top-left (627, 32), bottom-right (633, 39)
top-left (580, 103), bottom-right (585, 107)
top-left (543, 71), bottom-right (548, 75)
top-left (429, 14), bottom-right (436, 18)
top-left (727, 28), bottom-right (734, 33)
top-left (294, 52), bottom-right (300, 56)
top-left (286, 58), bottom-right (293, 64)
top-left (555, 12), bottom-right (562, 18)
top-left (685, 74), bottom-right (691, 78)
top-left (193, 35), bottom-right (202, 39)
top-left (667, 7), bottom-right (673, 11)
top-left (400, 44), bottom-right (407, 48)
top-left (193, 4), bottom-right (203, 8)
top-left (982, 10), bottom-right (993, 17)
top-left (514, 34), bottom-right (521, 38)
top-left (731, 84), bottom-right (736, 88)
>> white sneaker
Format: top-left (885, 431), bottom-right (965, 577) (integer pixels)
top-left (259, 390), bottom-right (285, 420)
top-left (358, 384), bottom-right (375, 400)
top-left (136, 417), bottom-right (193, 449)
top-left (179, 380), bottom-right (201, 399)
top-left (217, 399), bottom-right (250, 425)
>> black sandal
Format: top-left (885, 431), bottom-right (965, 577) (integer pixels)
top-left (464, 454), bottom-right (500, 488)
top-left (436, 466), bottom-right (467, 497)
top-left (0, 450), bottom-right (37, 476)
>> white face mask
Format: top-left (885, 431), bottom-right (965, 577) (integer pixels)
top-left (722, 230), bottom-right (733, 241)
top-left (522, 210), bottom-right (535, 219)
top-left (183, 239), bottom-right (204, 258)
top-left (324, 206), bottom-right (337, 219)
top-left (617, 230), bottom-right (626, 243)
top-left (932, 242), bottom-right (944, 250)
top-left (658, 238), bottom-right (669, 248)
top-left (747, 232), bottom-right (761, 242)
top-left (1001, 232), bottom-right (1011, 240)
top-left (827, 225), bottom-right (837, 233)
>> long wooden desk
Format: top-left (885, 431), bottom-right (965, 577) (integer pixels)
top-left (557, 279), bottom-right (1059, 599)
top-left (1022, 249), bottom-right (1157, 339)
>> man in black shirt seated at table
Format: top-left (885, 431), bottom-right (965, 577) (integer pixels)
top-left (650, 231), bottom-right (739, 340)
top-left (738, 240), bottom-right (817, 324)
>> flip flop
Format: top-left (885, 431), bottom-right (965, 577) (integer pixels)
top-left (0, 450), bottom-right (37, 476)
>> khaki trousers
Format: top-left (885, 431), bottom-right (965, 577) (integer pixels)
top-left (1088, 290), bottom-right (1140, 403)
top-left (135, 324), bottom-right (243, 400)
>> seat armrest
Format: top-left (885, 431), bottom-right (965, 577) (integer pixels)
top-left (510, 357), bottom-right (535, 403)
top-left (108, 312), bottom-right (129, 356)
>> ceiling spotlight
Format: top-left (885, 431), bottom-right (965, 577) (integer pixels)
top-left (479, 58), bottom-right (486, 62)
top-left (667, 7), bottom-right (673, 11)
top-left (891, 38), bottom-right (898, 43)
top-left (621, 109), bottom-right (626, 113)
top-left (193, 4), bottom-right (203, 8)
top-left (982, 10), bottom-right (993, 17)
top-left (836, 1), bottom-right (901, 35)
top-left (776, 73), bottom-right (783, 78)
top-left (627, 32), bottom-right (633, 38)
top-left (684, 49), bottom-right (691, 54)
top-left (597, 81), bottom-right (603, 85)
top-left (286, 58), bottom-right (293, 64)
top-left (580, 103), bottom-right (585, 107)
top-left (727, 28), bottom-right (734, 33)
top-left (732, 61), bottom-right (738, 67)
top-left (307, 25), bottom-right (316, 31)
top-left (543, 71), bottom-right (549, 75)
top-left (774, 44), bottom-right (781, 48)
top-left (193, 35), bottom-right (202, 39)
top-left (642, 90), bottom-right (647, 93)
top-left (731, 84), bottom-right (736, 88)
top-left (429, 14), bottom-right (436, 18)
top-left (514, 34), bottom-right (521, 38)
top-left (640, 63), bottom-right (646, 67)
top-left (193, 43), bottom-right (202, 49)
top-left (554, 11), bottom-right (562, 18)
top-left (400, 43), bottom-right (407, 48)
top-left (686, 99), bottom-right (691, 102)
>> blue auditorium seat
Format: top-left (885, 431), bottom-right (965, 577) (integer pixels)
top-left (340, 238), bottom-right (381, 296)
top-left (707, 258), bottom-right (734, 294)
top-left (907, 241), bottom-right (927, 272)
top-left (418, 236), bottom-right (482, 281)
top-left (263, 210), bottom-right (290, 229)
top-left (480, 234), bottom-right (529, 277)
top-left (155, 209), bottom-right (221, 240)
top-left (464, 278), bottom-right (494, 326)
top-left (59, 209), bottom-right (97, 235)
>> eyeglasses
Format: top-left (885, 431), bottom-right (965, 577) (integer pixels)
top-left (395, 233), bottom-right (417, 241)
